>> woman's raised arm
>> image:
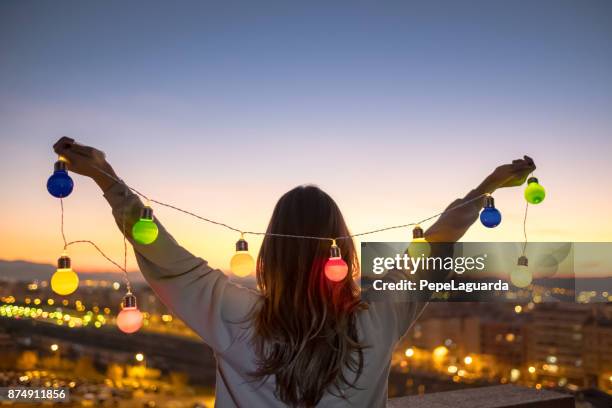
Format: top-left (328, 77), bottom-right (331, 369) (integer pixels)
top-left (425, 156), bottom-right (536, 242)
top-left (52, 137), bottom-right (258, 353)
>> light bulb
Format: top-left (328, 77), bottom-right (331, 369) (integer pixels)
top-left (524, 177), bottom-right (545, 204)
top-left (51, 253), bottom-right (79, 296)
top-left (407, 225), bottom-right (431, 258)
top-left (132, 206), bottom-right (159, 245)
top-left (324, 241), bottom-right (348, 282)
top-left (510, 256), bottom-right (532, 288)
top-left (480, 195), bottom-right (502, 228)
top-left (230, 236), bottom-right (254, 277)
top-left (47, 157), bottom-right (74, 198)
top-left (116, 293), bottom-right (143, 334)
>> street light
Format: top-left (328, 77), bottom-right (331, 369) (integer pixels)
top-left (50, 344), bottom-right (59, 352)
top-left (135, 353), bottom-right (144, 362)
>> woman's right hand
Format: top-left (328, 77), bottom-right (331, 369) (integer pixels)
top-left (53, 137), bottom-right (118, 191)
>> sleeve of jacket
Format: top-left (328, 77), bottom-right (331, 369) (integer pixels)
top-left (103, 181), bottom-right (259, 353)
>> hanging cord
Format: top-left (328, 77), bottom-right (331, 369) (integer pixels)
top-left (121, 199), bottom-right (132, 294)
top-left (59, 195), bottom-right (131, 284)
top-left (91, 165), bottom-right (487, 242)
top-left (59, 198), bottom-right (68, 248)
top-left (521, 201), bottom-right (529, 256)
top-left (335, 194), bottom-right (486, 240)
top-left (64, 240), bottom-right (127, 274)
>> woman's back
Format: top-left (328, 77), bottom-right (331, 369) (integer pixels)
top-left (103, 182), bottom-right (423, 407)
top-left (214, 296), bottom-right (421, 407)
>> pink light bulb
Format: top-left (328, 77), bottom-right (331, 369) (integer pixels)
top-left (117, 293), bottom-right (143, 334)
top-left (324, 241), bottom-right (349, 282)
top-left (324, 257), bottom-right (349, 282)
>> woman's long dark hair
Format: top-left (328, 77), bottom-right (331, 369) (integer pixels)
top-left (253, 185), bottom-right (365, 407)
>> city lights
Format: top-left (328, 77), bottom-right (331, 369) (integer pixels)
top-left (510, 368), bottom-right (520, 382)
top-left (433, 346), bottom-right (449, 359)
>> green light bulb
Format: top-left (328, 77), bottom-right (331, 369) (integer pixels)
top-left (524, 177), bottom-right (545, 204)
top-left (132, 206), bottom-right (159, 245)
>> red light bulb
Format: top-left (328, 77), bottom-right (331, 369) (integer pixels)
top-left (117, 293), bottom-right (143, 334)
top-left (324, 240), bottom-right (348, 282)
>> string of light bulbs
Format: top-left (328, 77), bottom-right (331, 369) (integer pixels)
top-left (511, 178), bottom-right (546, 288)
top-left (46, 156), bottom-right (546, 333)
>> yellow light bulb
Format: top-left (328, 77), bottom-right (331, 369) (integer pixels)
top-left (510, 256), bottom-right (532, 288)
top-left (230, 236), bottom-right (254, 277)
top-left (407, 226), bottom-right (431, 258)
top-left (51, 254), bottom-right (79, 296)
top-left (231, 252), bottom-right (255, 277)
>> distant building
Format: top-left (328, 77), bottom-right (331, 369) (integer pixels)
top-left (525, 303), bottom-right (591, 386)
top-left (583, 304), bottom-right (612, 392)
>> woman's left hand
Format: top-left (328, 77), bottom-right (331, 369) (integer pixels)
top-left (483, 155), bottom-right (536, 192)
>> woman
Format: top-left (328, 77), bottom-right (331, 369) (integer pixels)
top-left (53, 137), bottom-right (535, 407)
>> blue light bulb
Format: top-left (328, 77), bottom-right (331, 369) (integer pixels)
top-left (480, 195), bottom-right (501, 228)
top-left (47, 159), bottom-right (74, 198)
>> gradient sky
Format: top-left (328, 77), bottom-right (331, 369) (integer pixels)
top-left (1, 0), bottom-right (611, 275)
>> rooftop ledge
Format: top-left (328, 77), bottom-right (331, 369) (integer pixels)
top-left (388, 385), bottom-right (574, 408)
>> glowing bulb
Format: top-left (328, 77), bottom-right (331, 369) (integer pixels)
top-left (480, 194), bottom-right (502, 228)
top-left (524, 177), bottom-right (545, 204)
top-left (51, 254), bottom-right (79, 296)
top-left (230, 236), bottom-right (254, 277)
top-left (324, 240), bottom-right (348, 282)
top-left (433, 346), bottom-right (449, 359)
top-left (116, 293), bottom-right (143, 334)
top-left (407, 225), bottom-right (431, 258)
top-left (510, 256), bottom-right (532, 288)
top-left (132, 206), bottom-right (159, 245)
top-left (47, 157), bottom-right (74, 198)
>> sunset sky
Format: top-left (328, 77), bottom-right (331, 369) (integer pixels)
top-left (1, 0), bottom-right (611, 276)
